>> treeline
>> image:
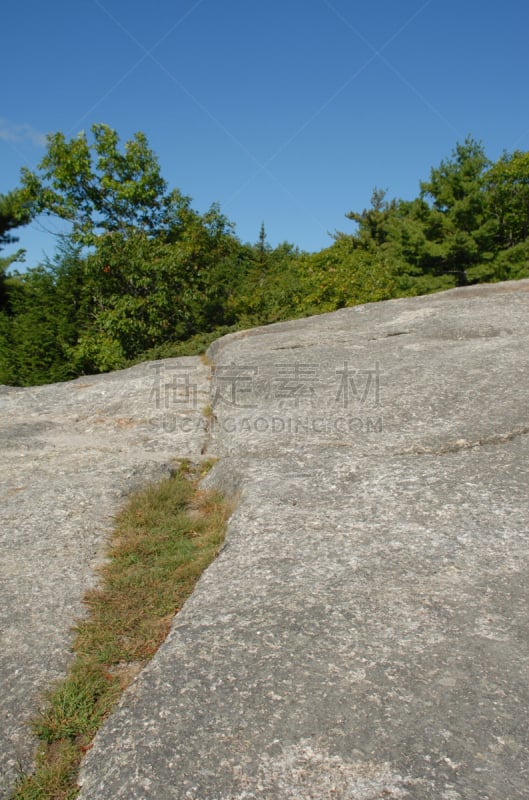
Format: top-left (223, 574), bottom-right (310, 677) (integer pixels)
top-left (1, 127), bottom-right (528, 386)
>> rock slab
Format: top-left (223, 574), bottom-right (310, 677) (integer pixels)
top-left (1, 280), bottom-right (529, 799)
top-left (75, 280), bottom-right (529, 799)
top-left (0, 358), bottom-right (210, 797)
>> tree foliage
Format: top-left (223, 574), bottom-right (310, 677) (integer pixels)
top-left (0, 189), bottom-right (31, 250)
top-left (1, 129), bottom-right (529, 387)
top-left (0, 189), bottom-right (33, 311)
top-left (485, 150), bottom-right (529, 248)
top-left (20, 124), bottom-right (176, 245)
top-left (70, 204), bottom-right (239, 374)
top-left (0, 240), bottom-right (87, 384)
top-left (340, 138), bottom-right (529, 289)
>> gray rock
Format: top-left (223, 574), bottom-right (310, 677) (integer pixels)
top-left (0, 358), bottom-right (210, 797)
top-left (77, 280), bottom-right (529, 800)
top-left (3, 279), bottom-right (529, 799)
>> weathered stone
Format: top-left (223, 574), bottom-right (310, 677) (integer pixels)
top-left (2, 279), bottom-right (529, 799)
top-left (0, 359), bottom-right (210, 797)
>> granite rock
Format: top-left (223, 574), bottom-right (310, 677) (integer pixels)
top-left (78, 280), bottom-right (529, 799)
top-left (0, 358), bottom-right (210, 796)
top-left (2, 280), bottom-right (529, 799)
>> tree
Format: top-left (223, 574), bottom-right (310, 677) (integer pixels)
top-left (337, 140), bottom-right (500, 291)
top-left (419, 137), bottom-right (494, 284)
top-left (0, 189), bottom-right (32, 310)
top-left (20, 124), bottom-right (176, 245)
top-left (485, 150), bottom-right (529, 249)
top-left (0, 240), bottom-right (88, 385)
top-left (344, 188), bottom-right (396, 250)
top-left (420, 138), bottom-right (490, 212)
top-left (67, 203), bottom-right (241, 373)
top-left (0, 189), bottom-right (31, 250)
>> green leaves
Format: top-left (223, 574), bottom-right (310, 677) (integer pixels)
top-left (420, 137), bottom-right (490, 211)
top-left (63, 204), bottom-right (240, 373)
top-left (20, 124), bottom-right (171, 245)
top-left (341, 137), bottom-right (529, 289)
top-left (0, 189), bottom-right (32, 250)
top-left (0, 242), bottom-right (87, 385)
top-left (3, 127), bottom-right (529, 389)
top-left (0, 191), bottom-right (32, 312)
top-left (485, 150), bottom-right (529, 248)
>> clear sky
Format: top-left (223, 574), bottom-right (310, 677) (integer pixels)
top-left (2, 0), bottom-right (529, 266)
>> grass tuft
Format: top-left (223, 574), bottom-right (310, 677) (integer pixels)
top-left (12, 461), bottom-right (231, 800)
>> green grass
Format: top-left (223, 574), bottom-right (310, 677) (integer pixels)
top-left (12, 460), bottom-right (231, 800)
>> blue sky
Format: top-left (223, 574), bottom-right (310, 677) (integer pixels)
top-left (2, 0), bottom-right (529, 266)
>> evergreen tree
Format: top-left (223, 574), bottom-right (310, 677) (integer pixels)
top-left (1, 240), bottom-right (87, 385)
top-left (0, 189), bottom-right (32, 311)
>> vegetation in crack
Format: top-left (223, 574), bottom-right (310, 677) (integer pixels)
top-left (11, 459), bottom-right (232, 800)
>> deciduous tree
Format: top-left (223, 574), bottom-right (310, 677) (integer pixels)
top-left (20, 124), bottom-right (176, 245)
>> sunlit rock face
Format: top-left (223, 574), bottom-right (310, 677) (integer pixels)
top-left (3, 279), bottom-right (529, 799)
top-left (0, 357), bottom-right (210, 797)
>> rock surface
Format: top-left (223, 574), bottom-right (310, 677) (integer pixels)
top-left (0, 358), bottom-right (210, 797)
top-left (2, 279), bottom-right (529, 799)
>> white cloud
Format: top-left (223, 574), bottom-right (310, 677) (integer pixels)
top-left (0, 118), bottom-right (47, 148)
